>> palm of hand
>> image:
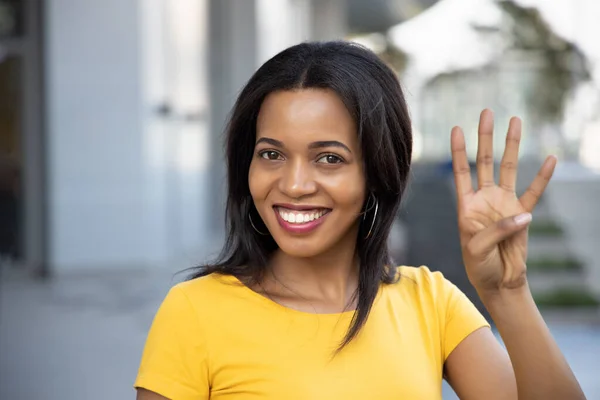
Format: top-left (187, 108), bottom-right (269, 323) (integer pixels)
top-left (451, 110), bottom-right (557, 293)
top-left (459, 186), bottom-right (529, 291)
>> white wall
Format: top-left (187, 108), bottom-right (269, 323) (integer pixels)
top-left (45, 0), bottom-right (191, 272)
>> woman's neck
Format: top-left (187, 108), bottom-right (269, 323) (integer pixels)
top-left (262, 237), bottom-right (360, 312)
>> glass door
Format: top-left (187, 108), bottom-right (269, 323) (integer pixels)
top-left (0, 1), bottom-right (24, 263)
top-left (0, 0), bottom-right (45, 274)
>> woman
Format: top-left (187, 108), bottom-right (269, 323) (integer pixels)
top-left (135, 41), bottom-right (585, 399)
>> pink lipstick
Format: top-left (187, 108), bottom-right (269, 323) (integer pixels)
top-left (273, 205), bottom-right (331, 234)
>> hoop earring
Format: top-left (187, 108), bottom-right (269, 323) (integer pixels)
top-left (363, 194), bottom-right (379, 239)
top-left (249, 212), bottom-right (268, 236)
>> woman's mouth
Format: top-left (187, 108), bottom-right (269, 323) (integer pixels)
top-left (273, 206), bottom-right (331, 234)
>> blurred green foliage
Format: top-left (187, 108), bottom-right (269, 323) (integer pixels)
top-left (527, 257), bottom-right (584, 272)
top-left (528, 220), bottom-right (564, 237)
top-left (534, 288), bottom-right (600, 308)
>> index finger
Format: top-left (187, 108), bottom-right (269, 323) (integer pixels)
top-left (451, 126), bottom-right (474, 200)
top-left (519, 155), bottom-right (557, 212)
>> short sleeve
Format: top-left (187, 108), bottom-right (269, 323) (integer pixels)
top-left (431, 271), bottom-right (490, 361)
top-left (134, 284), bottom-right (209, 399)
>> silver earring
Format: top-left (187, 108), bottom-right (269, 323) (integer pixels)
top-left (363, 194), bottom-right (378, 239)
top-left (249, 213), bottom-right (268, 235)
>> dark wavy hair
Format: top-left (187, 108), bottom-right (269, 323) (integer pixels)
top-left (189, 41), bottom-right (412, 350)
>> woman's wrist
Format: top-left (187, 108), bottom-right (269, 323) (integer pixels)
top-left (476, 281), bottom-right (533, 313)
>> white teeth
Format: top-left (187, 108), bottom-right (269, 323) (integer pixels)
top-left (278, 208), bottom-right (327, 224)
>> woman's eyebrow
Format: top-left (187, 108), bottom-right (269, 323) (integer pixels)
top-left (308, 140), bottom-right (352, 154)
top-left (255, 137), bottom-right (284, 147)
top-left (255, 138), bottom-right (352, 154)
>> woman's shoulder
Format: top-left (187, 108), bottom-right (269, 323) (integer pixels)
top-left (387, 265), bottom-right (457, 302)
top-left (387, 267), bottom-right (489, 363)
top-left (154, 272), bottom-right (249, 330)
top-left (174, 272), bottom-right (242, 302)
top-left (395, 265), bottom-right (446, 285)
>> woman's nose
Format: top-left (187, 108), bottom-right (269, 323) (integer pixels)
top-left (278, 160), bottom-right (317, 199)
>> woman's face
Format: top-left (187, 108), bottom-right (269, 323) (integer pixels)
top-left (249, 89), bottom-right (366, 258)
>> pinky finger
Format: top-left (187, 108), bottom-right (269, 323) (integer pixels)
top-left (519, 155), bottom-right (557, 212)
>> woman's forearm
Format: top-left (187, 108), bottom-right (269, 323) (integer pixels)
top-left (479, 283), bottom-right (586, 400)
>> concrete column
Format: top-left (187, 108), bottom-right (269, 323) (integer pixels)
top-left (310, 0), bottom-right (348, 41)
top-left (20, 0), bottom-right (47, 274)
top-left (207, 0), bottom-right (258, 239)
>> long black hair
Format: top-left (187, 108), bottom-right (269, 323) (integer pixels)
top-left (189, 41), bottom-right (412, 349)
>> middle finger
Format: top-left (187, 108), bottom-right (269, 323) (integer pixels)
top-left (476, 109), bottom-right (495, 189)
top-left (498, 117), bottom-right (522, 192)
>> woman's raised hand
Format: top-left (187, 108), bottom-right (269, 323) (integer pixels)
top-left (450, 109), bottom-right (557, 294)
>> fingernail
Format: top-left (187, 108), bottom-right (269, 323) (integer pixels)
top-left (514, 213), bottom-right (532, 225)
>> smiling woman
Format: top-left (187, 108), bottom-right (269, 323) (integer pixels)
top-left (250, 89), bottom-right (367, 259)
top-left (134, 41), bottom-right (586, 400)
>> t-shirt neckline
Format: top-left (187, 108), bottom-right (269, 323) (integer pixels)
top-left (220, 273), bottom-right (382, 318)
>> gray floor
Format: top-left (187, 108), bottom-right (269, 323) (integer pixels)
top-left (1, 268), bottom-right (599, 400)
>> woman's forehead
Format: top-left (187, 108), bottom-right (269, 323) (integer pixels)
top-left (256, 89), bottom-right (358, 145)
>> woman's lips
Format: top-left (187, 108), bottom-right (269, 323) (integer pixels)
top-left (273, 206), bottom-right (331, 234)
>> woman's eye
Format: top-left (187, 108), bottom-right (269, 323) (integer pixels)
top-left (317, 154), bottom-right (343, 164)
top-left (260, 151), bottom-right (282, 161)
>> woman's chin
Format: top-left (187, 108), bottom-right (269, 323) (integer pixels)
top-left (272, 236), bottom-right (332, 259)
top-left (268, 218), bottom-right (360, 259)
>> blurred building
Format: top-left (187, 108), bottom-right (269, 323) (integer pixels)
top-left (2, 0), bottom-right (445, 276)
top-left (0, 0), bottom-right (341, 276)
top-left (5, 0), bottom-right (597, 281)
top-left (389, 0), bottom-right (600, 163)
top-left (2, 4), bottom-right (598, 400)
top-left (387, 0), bottom-right (600, 299)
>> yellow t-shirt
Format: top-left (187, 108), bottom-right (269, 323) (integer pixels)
top-left (135, 266), bottom-right (489, 399)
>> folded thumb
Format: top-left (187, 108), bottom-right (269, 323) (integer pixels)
top-left (467, 213), bottom-right (532, 256)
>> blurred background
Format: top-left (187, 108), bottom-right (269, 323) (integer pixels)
top-left (0, 0), bottom-right (598, 398)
